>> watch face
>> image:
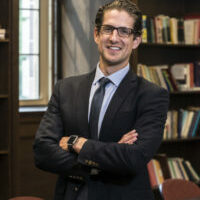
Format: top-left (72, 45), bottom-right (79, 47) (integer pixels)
top-left (68, 135), bottom-right (78, 145)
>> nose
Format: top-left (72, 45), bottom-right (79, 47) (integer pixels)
top-left (109, 29), bottom-right (119, 42)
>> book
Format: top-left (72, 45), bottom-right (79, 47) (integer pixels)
top-left (150, 156), bottom-right (200, 185)
top-left (171, 158), bottom-right (184, 179)
top-left (176, 158), bottom-right (189, 180)
top-left (149, 66), bottom-right (161, 86)
top-left (170, 63), bottom-right (190, 91)
top-left (162, 69), bottom-right (174, 92)
top-left (147, 160), bottom-right (158, 188)
top-left (153, 159), bottom-right (164, 185)
top-left (187, 111), bottom-right (200, 137)
top-left (143, 14), bottom-right (200, 45)
top-left (189, 63), bottom-right (194, 88)
top-left (154, 15), bottom-right (164, 43)
top-left (170, 17), bottom-right (178, 44)
top-left (172, 110), bottom-right (178, 139)
top-left (161, 15), bottom-right (170, 43)
top-left (154, 154), bottom-right (171, 179)
top-left (194, 61), bottom-right (200, 87)
top-left (181, 111), bottom-right (194, 138)
top-left (184, 14), bottom-right (200, 44)
top-left (193, 19), bottom-right (200, 44)
top-left (183, 160), bottom-right (200, 183)
top-left (146, 16), bottom-right (156, 43)
top-left (180, 110), bottom-right (189, 138)
top-left (141, 64), bottom-right (152, 82)
top-left (166, 68), bottom-right (178, 91)
top-left (137, 64), bottom-right (145, 77)
top-left (138, 62), bottom-right (200, 92)
top-left (177, 109), bottom-right (184, 138)
top-left (142, 15), bottom-right (148, 43)
top-left (0, 28), bottom-right (6, 39)
top-left (168, 158), bottom-right (176, 178)
top-left (163, 112), bottom-right (170, 140)
top-left (177, 18), bottom-right (185, 43)
top-left (195, 119), bottom-right (200, 137)
top-left (166, 17), bottom-right (171, 43)
top-left (155, 66), bottom-right (168, 90)
top-left (184, 19), bottom-right (195, 44)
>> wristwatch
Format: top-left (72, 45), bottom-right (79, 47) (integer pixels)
top-left (67, 135), bottom-right (79, 153)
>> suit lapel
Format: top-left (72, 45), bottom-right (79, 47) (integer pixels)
top-left (76, 70), bottom-right (95, 138)
top-left (99, 70), bottom-right (138, 141)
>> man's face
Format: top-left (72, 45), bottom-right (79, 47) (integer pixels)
top-left (94, 9), bottom-right (141, 69)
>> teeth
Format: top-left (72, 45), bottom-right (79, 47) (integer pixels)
top-left (110, 47), bottom-right (120, 50)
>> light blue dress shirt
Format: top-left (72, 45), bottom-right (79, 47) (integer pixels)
top-left (88, 63), bottom-right (130, 137)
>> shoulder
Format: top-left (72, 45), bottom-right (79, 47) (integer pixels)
top-left (54, 71), bottom-right (94, 91)
top-left (135, 75), bottom-right (169, 107)
top-left (58, 72), bottom-right (90, 85)
top-left (137, 75), bottom-right (169, 96)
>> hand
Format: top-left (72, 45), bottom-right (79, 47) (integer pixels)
top-left (59, 136), bottom-right (69, 151)
top-left (73, 137), bottom-right (87, 154)
top-left (118, 129), bottom-right (138, 144)
top-left (59, 136), bottom-right (87, 154)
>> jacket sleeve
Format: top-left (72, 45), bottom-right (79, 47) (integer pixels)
top-left (33, 81), bottom-right (86, 176)
top-left (77, 86), bottom-right (169, 175)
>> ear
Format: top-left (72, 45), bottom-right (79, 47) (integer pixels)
top-left (132, 36), bottom-right (142, 50)
top-left (94, 27), bottom-right (100, 44)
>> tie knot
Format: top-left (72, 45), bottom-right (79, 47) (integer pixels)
top-left (99, 77), bottom-right (110, 87)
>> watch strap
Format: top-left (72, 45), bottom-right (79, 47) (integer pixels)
top-left (67, 135), bottom-right (79, 153)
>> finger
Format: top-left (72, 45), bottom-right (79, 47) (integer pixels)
top-left (128, 137), bottom-right (138, 144)
top-left (118, 133), bottom-right (138, 144)
top-left (123, 137), bottom-right (138, 145)
top-left (118, 129), bottom-right (138, 143)
top-left (122, 130), bottom-right (137, 139)
top-left (122, 132), bottom-right (138, 142)
top-left (124, 129), bottom-right (137, 136)
top-left (59, 137), bottom-right (68, 150)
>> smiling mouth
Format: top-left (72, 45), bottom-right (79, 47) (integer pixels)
top-left (108, 46), bottom-right (121, 50)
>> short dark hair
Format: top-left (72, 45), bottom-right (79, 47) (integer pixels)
top-left (95, 0), bottom-right (142, 37)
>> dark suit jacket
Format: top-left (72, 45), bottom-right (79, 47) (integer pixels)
top-left (33, 69), bottom-right (169, 200)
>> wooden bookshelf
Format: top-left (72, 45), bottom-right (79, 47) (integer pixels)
top-left (134, 0), bottom-right (200, 192)
top-left (163, 137), bottom-right (200, 143)
top-left (0, 39), bottom-right (10, 43)
top-left (0, 150), bottom-right (9, 155)
top-left (138, 44), bottom-right (200, 66)
top-left (0, 94), bottom-right (9, 98)
top-left (141, 43), bottom-right (200, 48)
top-left (0, 0), bottom-right (18, 199)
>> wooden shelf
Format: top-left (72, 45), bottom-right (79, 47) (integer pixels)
top-left (163, 137), bottom-right (200, 143)
top-left (0, 39), bottom-right (9, 43)
top-left (0, 94), bottom-right (9, 98)
top-left (141, 43), bottom-right (200, 48)
top-left (0, 150), bottom-right (9, 155)
top-left (170, 90), bottom-right (200, 95)
top-left (0, 0), bottom-right (18, 199)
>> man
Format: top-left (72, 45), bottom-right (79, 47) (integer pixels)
top-left (33, 0), bottom-right (169, 200)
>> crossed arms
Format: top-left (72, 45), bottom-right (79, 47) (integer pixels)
top-left (59, 129), bottom-right (138, 153)
top-left (33, 78), bottom-right (169, 177)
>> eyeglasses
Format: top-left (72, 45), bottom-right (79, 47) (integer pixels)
top-left (100, 25), bottom-right (134, 38)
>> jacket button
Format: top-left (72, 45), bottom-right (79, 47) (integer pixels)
top-left (74, 186), bottom-right (79, 192)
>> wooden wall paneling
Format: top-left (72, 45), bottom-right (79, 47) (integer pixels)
top-left (17, 112), bottom-right (57, 199)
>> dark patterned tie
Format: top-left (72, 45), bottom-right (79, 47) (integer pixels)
top-left (89, 77), bottom-right (110, 139)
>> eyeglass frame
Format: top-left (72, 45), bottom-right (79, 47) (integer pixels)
top-left (99, 24), bottom-right (135, 38)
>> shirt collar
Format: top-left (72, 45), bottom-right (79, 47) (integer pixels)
top-left (93, 63), bottom-right (130, 86)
